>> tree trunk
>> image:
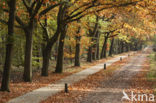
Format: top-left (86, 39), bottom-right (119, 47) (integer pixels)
top-left (41, 25), bottom-right (52, 76)
top-left (69, 46), bottom-right (73, 64)
top-left (87, 16), bottom-right (99, 62)
top-left (1, 0), bottom-right (16, 92)
top-left (41, 5), bottom-right (62, 76)
top-left (121, 41), bottom-right (124, 53)
top-left (101, 36), bottom-right (108, 58)
top-left (96, 32), bottom-right (100, 60)
top-left (74, 36), bottom-right (81, 66)
top-left (0, 37), bottom-right (5, 65)
top-left (36, 46), bottom-right (40, 69)
top-left (92, 49), bottom-right (96, 60)
top-left (87, 46), bottom-right (92, 62)
top-left (103, 38), bottom-right (108, 58)
top-left (109, 38), bottom-right (114, 56)
top-left (55, 26), bottom-right (67, 73)
top-left (92, 41), bottom-right (96, 60)
top-left (92, 36), bottom-right (98, 60)
top-left (41, 30), bottom-right (60, 76)
top-left (41, 45), bottom-right (51, 76)
top-left (23, 21), bottom-right (34, 82)
top-left (54, 41), bottom-right (59, 61)
top-left (118, 39), bottom-right (121, 54)
top-left (126, 43), bottom-right (130, 52)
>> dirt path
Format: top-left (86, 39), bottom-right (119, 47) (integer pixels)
top-left (80, 48), bottom-right (150, 103)
top-left (8, 53), bottom-right (129, 103)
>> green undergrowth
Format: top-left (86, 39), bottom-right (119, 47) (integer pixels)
top-left (147, 52), bottom-right (156, 94)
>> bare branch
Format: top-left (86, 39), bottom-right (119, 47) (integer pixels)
top-left (39, 3), bottom-right (62, 17)
top-left (96, 0), bottom-right (143, 12)
top-left (67, 0), bottom-right (143, 23)
top-left (32, 0), bottom-right (44, 18)
top-left (69, 2), bottom-right (91, 15)
top-left (109, 34), bottom-right (119, 38)
top-left (30, 0), bottom-right (37, 10)
top-left (0, 19), bottom-right (23, 29)
top-left (22, 0), bottom-right (30, 12)
top-left (15, 16), bottom-right (26, 29)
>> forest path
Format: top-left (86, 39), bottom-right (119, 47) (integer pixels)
top-left (80, 47), bottom-right (151, 103)
top-left (7, 52), bottom-right (132, 103)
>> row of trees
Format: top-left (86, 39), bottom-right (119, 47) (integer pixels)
top-left (0, 0), bottom-right (155, 91)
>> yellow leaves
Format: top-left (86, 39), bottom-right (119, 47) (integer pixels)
top-left (124, 23), bottom-right (132, 29)
top-left (137, 1), bottom-right (146, 7)
top-left (64, 52), bottom-right (75, 58)
top-left (65, 38), bottom-right (76, 47)
top-left (81, 20), bottom-right (90, 30)
top-left (67, 21), bottom-right (87, 37)
top-left (81, 36), bottom-right (90, 48)
top-left (70, 0), bottom-right (76, 3)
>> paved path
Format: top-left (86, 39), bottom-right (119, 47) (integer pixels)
top-left (8, 54), bottom-right (129, 103)
top-left (80, 47), bottom-right (150, 103)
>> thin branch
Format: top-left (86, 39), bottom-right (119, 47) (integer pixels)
top-left (39, 3), bottom-right (62, 17)
top-left (67, 0), bottom-right (143, 23)
top-left (69, 2), bottom-right (91, 15)
top-left (30, 0), bottom-right (37, 10)
top-left (96, 0), bottom-right (143, 12)
top-left (100, 30), bottom-right (116, 34)
top-left (66, 4), bottom-right (98, 21)
top-left (109, 34), bottom-right (119, 38)
top-left (69, 1), bottom-right (114, 16)
top-left (0, 19), bottom-right (23, 29)
top-left (32, 0), bottom-right (44, 18)
top-left (22, 0), bottom-right (30, 12)
top-left (15, 16), bottom-right (26, 29)
top-left (66, 14), bottom-right (85, 23)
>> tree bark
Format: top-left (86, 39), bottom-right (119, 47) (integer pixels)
top-left (54, 41), bottom-right (59, 61)
top-left (87, 16), bottom-right (99, 62)
top-left (92, 32), bottom-right (99, 60)
top-left (109, 38), bottom-right (114, 56)
top-left (55, 26), bottom-right (67, 73)
top-left (23, 24), bottom-right (34, 82)
top-left (41, 29), bottom-right (60, 76)
top-left (87, 46), bottom-right (92, 62)
top-left (41, 5), bottom-right (62, 76)
top-left (103, 37), bottom-right (108, 58)
top-left (36, 46), bottom-right (40, 69)
top-left (41, 45), bottom-right (51, 76)
top-left (74, 36), bottom-right (81, 66)
top-left (125, 43), bottom-right (130, 52)
top-left (101, 35), bottom-right (108, 58)
top-left (1, 0), bottom-right (16, 91)
top-left (118, 39), bottom-right (121, 54)
top-left (121, 41), bottom-right (124, 53)
top-left (92, 39), bottom-right (97, 60)
top-left (96, 32), bottom-right (100, 60)
top-left (92, 48), bottom-right (96, 60)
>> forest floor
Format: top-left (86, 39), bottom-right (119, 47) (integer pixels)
top-left (0, 52), bottom-right (132, 103)
top-left (41, 47), bottom-right (156, 103)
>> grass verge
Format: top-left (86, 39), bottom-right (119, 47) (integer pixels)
top-left (147, 52), bottom-right (156, 94)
